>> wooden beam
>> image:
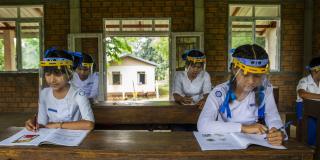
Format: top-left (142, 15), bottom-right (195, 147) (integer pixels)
top-left (33, 8), bottom-right (43, 16)
top-left (0, 26), bottom-right (39, 30)
top-left (232, 7), bottom-right (240, 16)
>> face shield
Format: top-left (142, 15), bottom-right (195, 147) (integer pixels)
top-left (185, 55), bottom-right (207, 73)
top-left (39, 57), bottom-right (73, 89)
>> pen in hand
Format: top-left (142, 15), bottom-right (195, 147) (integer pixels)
top-left (33, 113), bottom-right (38, 132)
top-left (264, 121), bottom-right (292, 139)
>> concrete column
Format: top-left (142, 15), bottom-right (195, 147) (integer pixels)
top-left (3, 30), bottom-right (16, 71)
top-left (70, 0), bottom-right (82, 51)
top-left (303, 0), bottom-right (313, 69)
top-left (194, 0), bottom-right (204, 32)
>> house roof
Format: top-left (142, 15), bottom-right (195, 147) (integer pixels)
top-left (111, 54), bottom-right (158, 66)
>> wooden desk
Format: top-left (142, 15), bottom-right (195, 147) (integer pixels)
top-left (0, 127), bottom-right (314, 160)
top-left (93, 101), bottom-right (200, 125)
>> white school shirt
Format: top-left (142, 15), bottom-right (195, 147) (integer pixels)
top-left (296, 74), bottom-right (320, 102)
top-left (173, 71), bottom-right (212, 103)
top-left (37, 85), bottom-right (95, 125)
top-left (71, 72), bottom-right (99, 99)
top-left (197, 81), bottom-right (283, 133)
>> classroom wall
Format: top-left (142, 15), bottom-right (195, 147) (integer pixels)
top-left (205, 0), bottom-right (304, 112)
top-left (0, 0), bottom-right (311, 112)
top-left (80, 0), bottom-right (194, 64)
top-left (0, 0), bottom-right (69, 112)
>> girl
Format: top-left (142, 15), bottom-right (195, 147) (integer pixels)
top-left (197, 44), bottom-right (285, 146)
top-left (25, 49), bottom-right (95, 131)
top-left (71, 52), bottom-right (99, 103)
top-left (296, 56), bottom-right (320, 145)
top-left (173, 49), bottom-right (212, 109)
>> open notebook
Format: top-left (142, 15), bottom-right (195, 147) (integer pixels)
top-left (194, 132), bottom-right (286, 150)
top-left (0, 128), bottom-right (90, 146)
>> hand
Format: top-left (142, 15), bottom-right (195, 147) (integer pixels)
top-left (241, 123), bottom-right (268, 134)
top-left (196, 98), bottom-right (206, 109)
top-left (266, 127), bottom-right (284, 146)
top-left (45, 122), bottom-right (60, 129)
top-left (180, 96), bottom-right (193, 104)
top-left (25, 118), bottom-right (39, 132)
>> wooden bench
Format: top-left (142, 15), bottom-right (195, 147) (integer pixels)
top-left (93, 101), bottom-right (200, 130)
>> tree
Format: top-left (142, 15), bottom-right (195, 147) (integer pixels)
top-left (105, 37), bottom-right (132, 64)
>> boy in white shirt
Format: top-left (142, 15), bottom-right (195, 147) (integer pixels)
top-left (296, 57), bottom-right (320, 145)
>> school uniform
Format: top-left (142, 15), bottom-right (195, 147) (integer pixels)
top-left (296, 74), bottom-right (319, 145)
top-left (197, 81), bottom-right (284, 134)
top-left (37, 85), bottom-right (95, 125)
top-left (173, 71), bottom-right (212, 103)
top-left (71, 72), bottom-right (99, 99)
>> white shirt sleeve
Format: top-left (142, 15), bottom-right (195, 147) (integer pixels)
top-left (88, 73), bottom-right (99, 99)
top-left (202, 71), bottom-right (212, 94)
top-left (264, 87), bottom-right (284, 129)
top-left (173, 72), bottom-right (184, 96)
top-left (197, 88), bottom-right (242, 133)
top-left (37, 89), bottom-right (49, 125)
top-left (296, 77), bottom-right (308, 91)
top-left (75, 90), bottom-right (95, 122)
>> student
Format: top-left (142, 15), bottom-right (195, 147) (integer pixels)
top-left (197, 44), bottom-right (285, 146)
top-left (173, 49), bottom-right (212, 109)
top-left (71, 52), bottom-right (99, 103)
top-left (296, 57), bottom-right (320, 146)
top-left (25, 49), bottom-right (95, 131)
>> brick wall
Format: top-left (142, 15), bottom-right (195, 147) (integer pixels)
top-left (0, 73), bottom-right (38, 112)
top-left (205, 0), bottom-right (305, 112)
top-left (44, 0), bottom-right (70, 49)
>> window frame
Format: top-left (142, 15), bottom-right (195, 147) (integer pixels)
top-left (228, 4), bottom-right (281, 72)
top-left (103, 18), bottom-right (172, 101)
top-left (137, 71), bottom-right (146, 85)
top-left (0, 5), bottom-right (44, 73)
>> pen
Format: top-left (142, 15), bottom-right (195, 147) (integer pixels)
top-left (34, 113), bottom-right (38, 132)
top-left (264, 121), bottom-right (292, 139)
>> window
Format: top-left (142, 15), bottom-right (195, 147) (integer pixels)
top-left (0, 6), bottom-right (43, 72)
top-left (229, 5), bottom-right (280, 71)
top-left (104, 18), bottom-right (170, 102)
top-left (137, 71), bottom-right (146, 85)
top-left (112, 72), bottom-right (121, 85)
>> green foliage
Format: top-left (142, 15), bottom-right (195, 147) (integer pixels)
top-left (21, 38), bottom-right (40, 69)
top-left (105, 37), bottom-right (132, 64)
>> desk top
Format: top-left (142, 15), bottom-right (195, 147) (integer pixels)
top-left (0, 128), bottom-right (314, 160)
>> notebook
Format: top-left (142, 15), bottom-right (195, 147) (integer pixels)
top-left (0, 128), bottom-right (90, 146)
top-left (194, 131), bottom-right (286, 150)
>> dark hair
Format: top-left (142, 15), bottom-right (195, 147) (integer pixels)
top-left (229, 44), bottom-right (269, 107)
top-left (309, 57), bottom-right (320, 68)
top-left (43, 49), bottom-right (73, 77)
top-left (74, 52), bottom-right (95, 71)
top-left (182, 49), bottom-right (205, 67)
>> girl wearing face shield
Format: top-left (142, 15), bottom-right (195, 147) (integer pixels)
top-left (173, 49), bottom-right (212, 109)
top-left (197, 44), bottom-right (286, 146)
